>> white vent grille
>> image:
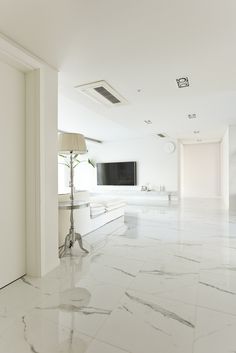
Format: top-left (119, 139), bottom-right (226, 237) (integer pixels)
top-left (75, 80), bottom-right (127, 106)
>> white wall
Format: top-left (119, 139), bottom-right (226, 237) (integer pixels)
top-left (42, 67), bottom-right (59, 275)
top-left (221, 129), bottom-right (229, 208)
top-left (26, 67), bottom-right (59, 277)
top-left (181, 142), bottom-right (221, 198)
top-left (59, 136), bottom-right (178, 193)
top-left (178, 142), bottom-right (184, 199)
top-left (0, 60), bottom-right (26, 288)
top-left (228, 126), bottom-right (236, 211)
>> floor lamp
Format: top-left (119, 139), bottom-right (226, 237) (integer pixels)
top-left (58, 132), bottom-right (89, 257)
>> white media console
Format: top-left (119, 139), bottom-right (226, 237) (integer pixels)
top-left (90, 189), bottom-right (178, 205)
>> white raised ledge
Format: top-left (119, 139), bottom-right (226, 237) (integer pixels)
top-left (90, 189), bottom-right (178, 204)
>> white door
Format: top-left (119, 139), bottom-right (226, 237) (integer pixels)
top-left (0, 60), bottom-right (26, 288)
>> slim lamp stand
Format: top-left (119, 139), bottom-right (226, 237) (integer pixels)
top-left (59, 151), bottom-right (89, 258)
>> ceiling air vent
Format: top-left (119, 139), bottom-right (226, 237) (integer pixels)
top-left (75, 80), bottom-right (127, 106)
top-left (157, 133), bottom-right (166, 138)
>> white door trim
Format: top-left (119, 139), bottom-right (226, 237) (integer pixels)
top-left (0, 32), bottom-right (59, 277)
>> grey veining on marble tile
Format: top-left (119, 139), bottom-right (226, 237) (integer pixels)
top-left (97, 287), bottom-right (196, 353)
top-left (36, 304), bottom-right (112, 316)
top-left (192, 306), bottom-right (236, 353)
top-left (21, 315), bottom-right (39, 353)
top-left (174, 255), bottom-right (200, 263)
top-left (145, 321), bottom-right (172, 336)
top-left (108, 266), bottom-right (136, 277)
top-left (1, 200), bottom-right (236, 352)
top-left (0, 309), bottom-right (91, 353)
top-left (119, 304), bottom-right (133, 314)
top-left (199, 281), bottom-right (236, 295)
top-left (139, 269), bottom-right (198, 277)
top-left (125, 291), bottom-right (195, 328)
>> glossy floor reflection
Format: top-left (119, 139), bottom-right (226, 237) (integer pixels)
top-left (1, 199), bottom-right (236, 352)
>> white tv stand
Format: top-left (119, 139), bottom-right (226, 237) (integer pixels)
top-left (90, 189), bottom-right (178, 205)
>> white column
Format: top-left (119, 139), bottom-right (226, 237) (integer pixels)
top-left (26, 67), bottom-right (59, 277)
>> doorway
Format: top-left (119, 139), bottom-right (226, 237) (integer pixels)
top-left (0, 59), bottom-right (26, 287)
top-left (180, 142), bottom-right (221, 198)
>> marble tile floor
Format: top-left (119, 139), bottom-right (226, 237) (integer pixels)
top-left (1, 199), bottom-right (236, 352)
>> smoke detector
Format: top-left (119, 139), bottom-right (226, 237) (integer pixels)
top-left (75, 80), bottom-right (127, 106)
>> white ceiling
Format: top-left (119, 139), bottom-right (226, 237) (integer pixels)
top-left (1, 0), bottom-right (236, 141)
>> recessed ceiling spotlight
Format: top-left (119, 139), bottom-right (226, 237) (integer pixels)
top-left (193, 130), bottom-right (200, 134)
top-left (157, 133), bottom-right (166, 138)
top-left (144, 120), bottom-right (152, 124)
top-left (188, 114), bottom-right (196, 119)
top-left (176, 77), bottom-right (189, 88)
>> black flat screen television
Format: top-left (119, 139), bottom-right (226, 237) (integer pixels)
top-left (97, 161), bottom-right (137, 186)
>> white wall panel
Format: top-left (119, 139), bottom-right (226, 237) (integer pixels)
top-left (182, 143), bottom-right (220, 198)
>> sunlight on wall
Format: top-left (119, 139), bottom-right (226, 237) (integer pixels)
top-left (58, 156), bottom-right (96, 194)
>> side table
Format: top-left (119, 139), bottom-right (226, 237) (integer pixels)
top-left (59, 200), bottom-right (90, 257)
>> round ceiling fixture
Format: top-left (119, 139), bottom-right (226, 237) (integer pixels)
top-left (164, 142), bottom-right (176, 154)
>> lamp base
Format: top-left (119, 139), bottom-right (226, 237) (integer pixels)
top-left (59, 231), bottom-right (89, 258)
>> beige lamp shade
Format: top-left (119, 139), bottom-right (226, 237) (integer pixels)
top-left (58, 132), bottom-right (87, 154)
